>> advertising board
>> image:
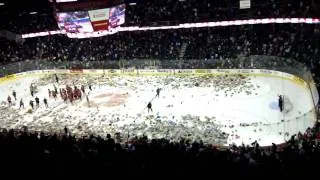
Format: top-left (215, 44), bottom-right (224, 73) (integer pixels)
top-left (69, 69), bottom-right (84, 73)
top-left (176, 69), bottom-right (194, 74)
top-left (88, 8), bottom-right (110, 31)
top-left (109, 4), bottom-right (126, 28)
top-left (57, 11), bottom-right (94, 33)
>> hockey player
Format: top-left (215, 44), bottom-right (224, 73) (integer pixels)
top-left (19, 99), bottom-right (24, 109)
top-left (86, 95), bottom-right (90, 107)
top-left (89, 84), bottom-right (92, 91)
top-left (59, 88), bottom-right (63, 99)
top-left (74, 86), bottom-right (79, 99)
top-left (81, 85), bottom-right (85, 94)
top-left (12, 90), bottom-right (16, 101)
top-left (156, 88), bottom-right (161, 98)
top-left (147, 102), bottom-right (153, 112)
top-left (73, 83), bottom-right (77, 90)
top-left (68, 90), bottom-right (74, 104)
top-left (35, 97), bottom-right (40, 107)
top-left (29, 100), bottom-right (34, 109)
top-left (48, 89), bottom-right (51, 98)
top-left (54, 74), bottom-right (59, 83)
top-left (52, 91), bottom-right (57, 100)
top-left (73, 89), bottom-right (78, 99)
top-left (66, 85), bottom-right (72, 97)
top-left (77, 88), bottom-right (82, 99)
top-left (63, 95), bottom-right (68, 103)
top-left (278, 95), bottom-right (283, 112)
top-left (62, 88), bottom-right (66, 95)
top-left (30, 84), bottom-right (34, 97)
top-left (53, 85), bottom-right (58, 94)
top-left (43, 98), bottom-right (48, 108)
top-left (7, 96), bottom-right (12, 106)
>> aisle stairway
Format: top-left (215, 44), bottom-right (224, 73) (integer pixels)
top-left (179, 42), bottom-right (188, 59)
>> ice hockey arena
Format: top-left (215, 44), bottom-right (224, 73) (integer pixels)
top-left (0, 58), bottom-right (318, 147)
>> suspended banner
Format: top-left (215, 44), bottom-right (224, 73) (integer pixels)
top-left (88, 8), bottom-right (110, 31)
top-left (109, 4), bottom-right (126, 28)
top-left (240, 0), bottom-right (251, 9)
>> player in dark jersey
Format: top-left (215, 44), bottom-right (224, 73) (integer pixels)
top-left (55, 74), bottom-right (59, 83)
top-left (156, 88), bottom-right (161, 98)
top-left (44, 98), bottom-right (48, 108)
top-left (278, 95), bottom-right (283, 112)
top-left (30, 100), bottom-right (34, 109)
top-left (30, 88), bottom-right (34, 97)
top-left (147, 102), bottom-right (153, 112)
top-left (35, 97), bottom-right (40, 107)
top-left (19, 99), bottom-right (24, 109)
top-left (12, 90), bottom-right (16, 101)
top-left (81, 85), bottom-right (85, 94)
top-left (7, 96), bottom-right (12, 106)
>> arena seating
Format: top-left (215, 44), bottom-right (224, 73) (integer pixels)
top-left (0, 123), bottom-right (319, 177)
top-left (1, 23), bottom-right (319, 85)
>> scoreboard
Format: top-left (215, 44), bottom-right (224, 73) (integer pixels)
top-left (53, 0), bottom-right (125, 33)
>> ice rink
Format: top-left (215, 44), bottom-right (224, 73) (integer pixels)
top-left (0, 71), bottom-right (316, 146)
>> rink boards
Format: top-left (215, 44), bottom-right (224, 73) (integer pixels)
top-left (0, 68), bottom-right (308, 88)
top-left (9, 68), bottom-right (316, 104)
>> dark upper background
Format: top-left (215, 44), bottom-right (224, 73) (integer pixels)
top-left (0, 0), bottom-right (320, 34)
top-left (0, 0), bottom-right (56, 33)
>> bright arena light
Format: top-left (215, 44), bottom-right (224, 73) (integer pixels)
top-left (55, 0), bottom-right (78, 2)
top-left (21, 18), bottom-right (320, 39)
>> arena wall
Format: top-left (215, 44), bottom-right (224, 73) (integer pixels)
top-left (0, 68), bottom-right (308, 88)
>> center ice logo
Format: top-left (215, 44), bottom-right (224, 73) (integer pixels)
top-left (88, 92), bottom-right (129, 107)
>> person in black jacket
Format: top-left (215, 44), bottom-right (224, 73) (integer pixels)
top-left (156, 88), bottom-right (161, 98)
top-left (19, 99), bottom-right (24, 109)
top-left (12, 90), bottom-right (16, 100)
top-left (278, 95), bottom-right (283, 112)
top-left (35, 97), bottom-right (40, 107)
top-left (43, 98), bottom-right (48, 108)
top-left (147, 102), bottom-right (153, 112)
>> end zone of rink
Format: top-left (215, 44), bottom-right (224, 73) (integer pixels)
top-left (0, 68), bottom-right (317, 146)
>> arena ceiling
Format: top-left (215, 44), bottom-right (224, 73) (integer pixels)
top-left (0, 0), bottom-right (52, 15)
top-left (0, 0), bottom-right (54, 32)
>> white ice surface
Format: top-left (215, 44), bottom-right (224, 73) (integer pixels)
top-left (0, 73), bottom-right (316, 146)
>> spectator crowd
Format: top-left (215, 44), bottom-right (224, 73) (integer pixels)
top-left (1, 122), bottom-right (320, 177)
top-left (1, 23), bottom-right (319, 84)
top-left (0, 0), bottom-right (320, 177)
